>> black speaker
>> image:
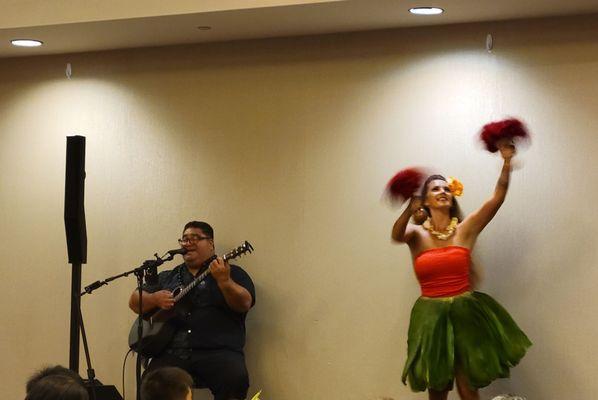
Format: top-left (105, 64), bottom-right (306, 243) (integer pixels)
top-left (64, 135), bottom-right (87, 264)
top-left (85, 381), bottom-right (124, 400)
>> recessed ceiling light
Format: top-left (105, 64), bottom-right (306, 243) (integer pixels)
top-left (11, 39), bottom-right (43, 47)
top-left (196, 26), bottom-right (212, 31)
top-left (409, 7), bottom-right (444, 15)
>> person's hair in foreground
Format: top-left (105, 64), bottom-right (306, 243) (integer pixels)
top-left (141, 367), bottom-right (194, 400)
top-left (25, 365), bottom-right (88, 400)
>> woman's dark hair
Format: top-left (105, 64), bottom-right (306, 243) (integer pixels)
top-left (183, 221), bottom-right (214, 239)
top-left (420, 174), bottom-right (463, 221)
top-left (25, 366), bottom-right (88, 400)
top-left (141, 367), bottom-right (193, 400)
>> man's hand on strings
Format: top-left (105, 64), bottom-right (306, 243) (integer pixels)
top-left (210, 257), bottom-right (231, 284)
top-left (152, 290), bottom-right (175, 310)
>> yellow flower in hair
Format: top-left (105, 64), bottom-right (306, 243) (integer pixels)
top-left (447, 177), bottom-right (463, 197)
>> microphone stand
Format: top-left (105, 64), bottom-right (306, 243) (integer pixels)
top-left (81, 251), bottom-right (177, 400)
top-left (74, 302), bottom-right (100, 400)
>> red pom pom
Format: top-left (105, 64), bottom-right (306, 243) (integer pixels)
top-left (385, 167), bottom-right (426, 203)
top-left (479, 118), bottom-right (530, 153)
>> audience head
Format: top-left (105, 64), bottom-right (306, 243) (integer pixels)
top-left (141, 367), bottom-right (193, 400)
top-left (25, 365), bottom-right (88, 400)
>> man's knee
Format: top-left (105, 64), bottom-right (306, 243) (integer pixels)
top-left (221, 365), bottom-right (249, 391)
top-left (214, 364), bottom-right (249, 400)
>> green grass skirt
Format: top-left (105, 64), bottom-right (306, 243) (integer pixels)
top-left (402, 291), bottom-right (531, 392)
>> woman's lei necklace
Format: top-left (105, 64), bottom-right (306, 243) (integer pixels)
top-left (423, 217), bottom-right (458, 240)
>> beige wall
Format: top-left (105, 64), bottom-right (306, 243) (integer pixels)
top-left (2, 13), bottom-right (598, 400)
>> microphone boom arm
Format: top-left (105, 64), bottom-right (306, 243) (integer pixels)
top-left (80, 249), bottom-right (180, 296)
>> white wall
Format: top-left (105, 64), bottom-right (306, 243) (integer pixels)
top-left (1, 13), bottom-right (598, 400)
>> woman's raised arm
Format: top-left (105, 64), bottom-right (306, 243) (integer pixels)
top-left (460, 143), bottom-right (515, 238)
top-left (392, 197), bottom-right (423, 243)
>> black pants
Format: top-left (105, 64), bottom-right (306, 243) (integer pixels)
top-left (146, 349), bottom-right (249, 400)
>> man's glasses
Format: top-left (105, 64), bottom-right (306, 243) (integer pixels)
top-left (178, 234), bottom-right (211, 245)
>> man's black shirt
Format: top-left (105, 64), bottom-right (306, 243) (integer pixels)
top-left (144, 262), bottom-right (255, 353)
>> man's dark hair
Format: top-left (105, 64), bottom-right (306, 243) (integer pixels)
top-left (25, 365), bottom-right (88, 400)
top-left (141, 367), bottom-right (193, 400)
top-left (183, 221), bottom-right (214, 239)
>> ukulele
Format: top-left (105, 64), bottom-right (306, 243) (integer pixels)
top-left (128, 241), bottom-right (254, 357)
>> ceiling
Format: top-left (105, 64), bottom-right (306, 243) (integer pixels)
top-left (2, 0), bottom-right (598, 58)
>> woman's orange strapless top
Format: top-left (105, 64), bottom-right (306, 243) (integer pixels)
top-left (414, 246), bottom-right (471, 298)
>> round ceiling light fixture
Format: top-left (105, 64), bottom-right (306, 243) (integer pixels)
top-left (409, 7), bottom-right (444, 15)
top-left (11, 39), bottom-right (43, 47)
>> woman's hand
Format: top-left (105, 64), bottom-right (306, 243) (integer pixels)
top-left (497, 138), bottom-right (516, 162)
top-left (392, 196), bottom-right (422, 242)
top-left (409, 196), bottom-right (423, 212)
top-left (408, 197), bottom-right (427, 225)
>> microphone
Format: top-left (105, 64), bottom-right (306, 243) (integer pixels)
top-left (167, 248), bottom-right (188, 256)
top-left (83, 280), bottom-right (105, 294)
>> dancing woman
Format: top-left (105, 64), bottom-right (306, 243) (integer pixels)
top-left (391, 142), bottom-right (531, 400)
